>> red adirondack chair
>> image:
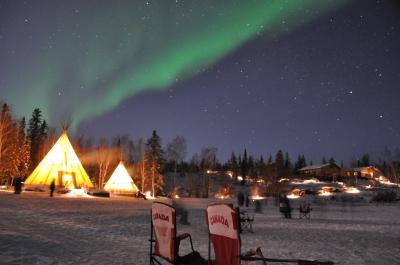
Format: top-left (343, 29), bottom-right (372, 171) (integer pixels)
top-left (150, 201), bottom-right (206, 265)
top-left (205, 204), bottom-right (334, 265)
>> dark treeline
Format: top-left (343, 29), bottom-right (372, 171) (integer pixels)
top-left (1, 104), bottom-right (399, 194)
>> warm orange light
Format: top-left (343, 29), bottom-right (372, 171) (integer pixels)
top-left (251, 194), bottom-right (265, 200)
top-left (318, 187), bottom-right (333, 196)
top-left (145, 191), bottom-right (155, 199)
top-left (344, 187), bottom-right (360, 194)
top-left (303, 179), bottom-right (320, 184)
top-left (287, 194), bottom-right (300, 199)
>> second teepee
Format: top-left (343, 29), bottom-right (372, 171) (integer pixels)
top-left (104, 162), bottom-right (139, 194)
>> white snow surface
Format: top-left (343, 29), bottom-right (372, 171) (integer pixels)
top-left (0, 192), bottom-right (399, 265)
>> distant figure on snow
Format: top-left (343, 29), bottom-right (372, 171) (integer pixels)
top-left (49, 179), bottom-right (55, 197)
top-left (14, 177), bottom-right (22, 194)
top-left (245, 193), bottom-right (250, 207)
top-left (237, 191), bottom-right (244, 206)
top-left (279, 194), bottom-right (292, 219)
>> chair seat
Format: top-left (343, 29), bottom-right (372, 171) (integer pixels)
top-left (178, 251), bottom-right (208, 265)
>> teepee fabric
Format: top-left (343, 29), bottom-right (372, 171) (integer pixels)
top-left (25, 132), bottom-right (93, 188)
top-left (104, 162), bottom-right (139, 194)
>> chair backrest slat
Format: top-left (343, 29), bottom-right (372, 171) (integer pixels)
top-left (206, 204), bottom-right (240, 265)
top-left (151, 202), bottom-right (176, 262)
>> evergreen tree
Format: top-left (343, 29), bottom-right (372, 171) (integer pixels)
top-left (258, 155), bottom-right (265, 178)
top-left (146, 130), bottom-right (165, 196)
top-left (27, 108), bottom-right (45, 169)
top-left (39, 120), bottom-right (48, 139)
top-left (295, 154), bottom-right (307, 171)
top-left (275, 150), bottom-right (285, 178)
top-left (248, 155), bottom-right (255, 179)
top-left (240, 149), bottom-right (248, 185)
top-left (284, 152), bottom-right (293, 175)
top-left (361, 154), bottom-right (370, 166)
top-left (19, 117), bottom-right (26, 136)
top-left (228, 152), bottom-right (238, 179)
top-left (321, 156), bottom-right (327, 164)
top-left (266, 154), bottom-right (274, 177)
top-left (37, 120), bottom-right (49, 161)
top-left (329, 157), bottom-right (336, 165)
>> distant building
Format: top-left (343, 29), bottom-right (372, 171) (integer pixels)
top-left (298, 163), bottom-right (341, 178)
top-left (344, 166), bottom-right (383, 179)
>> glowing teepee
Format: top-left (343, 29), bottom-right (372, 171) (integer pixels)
top-left (25, 131), bottom-right (93, 188)
top-left (104, 162), bottom-right (139, 194)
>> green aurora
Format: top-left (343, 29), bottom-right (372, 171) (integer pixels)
top-left (0, 0), bottom-right (347, 130)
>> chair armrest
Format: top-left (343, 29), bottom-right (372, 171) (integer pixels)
top-left (177, 233), bottom-right (191, 241)
top-left (177, 233), bottom-right (195, 252)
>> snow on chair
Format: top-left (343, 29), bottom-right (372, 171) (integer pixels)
top-left (205, 204), bottom-right (334, 265)
top-left (150, 202), bottom-right (206, 265)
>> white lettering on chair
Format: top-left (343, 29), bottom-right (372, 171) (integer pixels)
top-left (152, 203), bottom-right (175, 260)
top-left (207, 205), bottom-right (238, 240)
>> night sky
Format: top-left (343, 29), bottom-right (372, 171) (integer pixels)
top-left (1, 0), bottom-right (399, 163)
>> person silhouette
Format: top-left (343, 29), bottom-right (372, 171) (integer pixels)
top-left (14, 177), bottom-right (22, 194)
top-left (49, 179), bottom-right (55, 197)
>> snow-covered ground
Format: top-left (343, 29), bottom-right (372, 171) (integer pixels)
top-left (0, 191), bottom-right (399, 265)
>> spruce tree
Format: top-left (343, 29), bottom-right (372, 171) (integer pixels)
top-left (146, 130), bottom-right (164, 196)
top-left (295, 154), bottom-right (307, 171)
top-left (248, 155), bottom-right (254, 180)
top-left (240, 149), bottom-right (248, 185)
top-left (361, 154), bottom-right (370, 166)
top-left (228, 152), bottom-right (238, 179)
top-left (266, 154), bottom-right (273, 177)
top-left (258, 155), bottom-right (265, 178)
top-left (275, 150), bottom-right (285, 178)
top-left (27, 108), bottom-right (43, 169)
top-left (284, 152), bottom-right (293, 175)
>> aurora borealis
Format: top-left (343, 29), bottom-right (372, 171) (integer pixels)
top-left (1, 0), bottom-right (400, 161)
top-left (1, 0), bottom-right (344, 129)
